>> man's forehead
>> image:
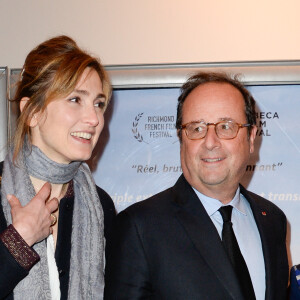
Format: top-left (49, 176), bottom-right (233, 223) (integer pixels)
top-left (184, 82), bottom-right (244, 107)
top-left (188, 81), bottom-right (242, 97)
top-left (182, 82), bottom-right (246, 121)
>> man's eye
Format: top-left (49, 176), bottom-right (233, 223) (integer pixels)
top-left (221, 123), bottom-right (231, 130)
top-left (194, 126), bottom-right (205, 132)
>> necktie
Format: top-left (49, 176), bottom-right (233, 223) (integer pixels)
top-left (219, 205), bottom-right (256, 300)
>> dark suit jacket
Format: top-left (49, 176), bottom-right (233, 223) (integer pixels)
top-left (0, 161), bottom-right (116, 300)
top-left (104, 174), bottom-right (288, 300)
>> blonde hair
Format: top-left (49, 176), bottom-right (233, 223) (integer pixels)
top-left (12, 35), bottom-right (111, 161)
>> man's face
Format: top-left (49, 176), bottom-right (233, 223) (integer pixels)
top-left (180, 82), bottom-right (256, 202)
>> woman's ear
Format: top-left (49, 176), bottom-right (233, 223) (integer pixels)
top-left (20, 97), bottom-right (39, 127)
top-left (19, 97), bottom-right (29, 113)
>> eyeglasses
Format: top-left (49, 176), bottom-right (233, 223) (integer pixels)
top-left (180, 121), bottom-right (251, 140)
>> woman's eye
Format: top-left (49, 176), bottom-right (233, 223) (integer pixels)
top-left (69, 96), bottom-right (80, 103)
top-left (94, 101), bottom-right (105, 109)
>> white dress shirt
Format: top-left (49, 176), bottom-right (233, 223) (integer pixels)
top-left (47, 235), bottom-right (61, 300)
top-left (193, 187), bottom-right (266, 300)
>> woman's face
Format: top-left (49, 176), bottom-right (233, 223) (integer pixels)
top-left (30, 67), bottom-right (106, 164)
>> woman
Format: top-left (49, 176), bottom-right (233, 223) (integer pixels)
top-left (0, 35), bottom-right (115, 299)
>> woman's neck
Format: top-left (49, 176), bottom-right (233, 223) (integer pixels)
top-left (29, 176), bottom-right (69, 201)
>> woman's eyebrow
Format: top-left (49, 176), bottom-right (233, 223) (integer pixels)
top-left (73, 89), bottom-right (106, 100)
top-left (73, 89), bottom-right (89, 96)
top-left (96, 93), bottom-right (106, 100)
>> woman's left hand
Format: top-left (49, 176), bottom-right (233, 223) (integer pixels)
top-left (7, 182), bottom-right (59, 246)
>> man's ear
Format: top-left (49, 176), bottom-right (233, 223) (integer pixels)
top-left (249, 125), bottom-right (257, 154)
top-left (20, 97), bottom-right (39, 127)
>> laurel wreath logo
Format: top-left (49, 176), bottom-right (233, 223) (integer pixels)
top-left (132, 112), bottom-right (148, 143)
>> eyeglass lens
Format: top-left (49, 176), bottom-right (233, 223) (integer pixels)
top-left (186, 122), bottom-right (239, 139)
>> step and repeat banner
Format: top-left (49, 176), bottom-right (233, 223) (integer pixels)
top-left (92, 84), bottom-right (300, 264)
top-left (3, 66), bottom-right (300, 265)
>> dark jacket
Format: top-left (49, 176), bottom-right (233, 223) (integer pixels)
top-left (104, 174), bottom-right (288, 300)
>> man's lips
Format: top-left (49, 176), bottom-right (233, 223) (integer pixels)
top-left (202, 157), bottom-right (224, 162)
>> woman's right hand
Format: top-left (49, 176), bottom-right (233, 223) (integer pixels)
top-left (7, 182), bottom-right (59, 247)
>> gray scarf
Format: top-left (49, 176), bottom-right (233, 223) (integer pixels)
top-left (1, 141), bottom-right (105, 299)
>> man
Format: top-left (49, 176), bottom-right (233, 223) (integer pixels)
top-left (104, 72), bottom-right (288, 300)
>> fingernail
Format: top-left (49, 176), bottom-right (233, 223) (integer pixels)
top-left (7, 194), bottom-right (12, 201)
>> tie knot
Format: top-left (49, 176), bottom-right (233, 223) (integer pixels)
top-left (219, 205), bottom-right (233, 222)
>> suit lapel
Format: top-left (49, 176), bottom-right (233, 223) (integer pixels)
top-left (171, 175), bottom-right (244, 300)
top-left (240, 186), bottom-right (276, 300)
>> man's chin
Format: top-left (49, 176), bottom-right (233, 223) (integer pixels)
top-left (200, 175), bottom-right (228, 187)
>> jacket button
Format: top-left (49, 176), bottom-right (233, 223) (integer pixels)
top-left (59, 269), bottom-right (66, 277)
top-left (66, 202), bottom-right (73, 211)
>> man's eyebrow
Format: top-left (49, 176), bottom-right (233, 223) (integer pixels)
top-left (188, 117), bottom-right (235, 123)
top-left (220, 117), bottom-right (235, 121)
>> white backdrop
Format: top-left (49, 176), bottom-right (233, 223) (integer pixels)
top-left (1, 0), bottom-right (300, 68)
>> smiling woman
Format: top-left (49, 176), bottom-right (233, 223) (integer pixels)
top-left (28, 67), bottom-right (105, 164)
top-left (0, 36), bottom-right (115, 300)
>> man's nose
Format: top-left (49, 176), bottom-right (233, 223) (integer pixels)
top-left (203, 125), bottom-right (221, 150)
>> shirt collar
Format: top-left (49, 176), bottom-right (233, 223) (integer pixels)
top-left (193, 186), bottom-right (247, 217)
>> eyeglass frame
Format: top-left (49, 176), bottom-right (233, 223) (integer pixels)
top-left (179, 120), bottom-right (252, 140)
